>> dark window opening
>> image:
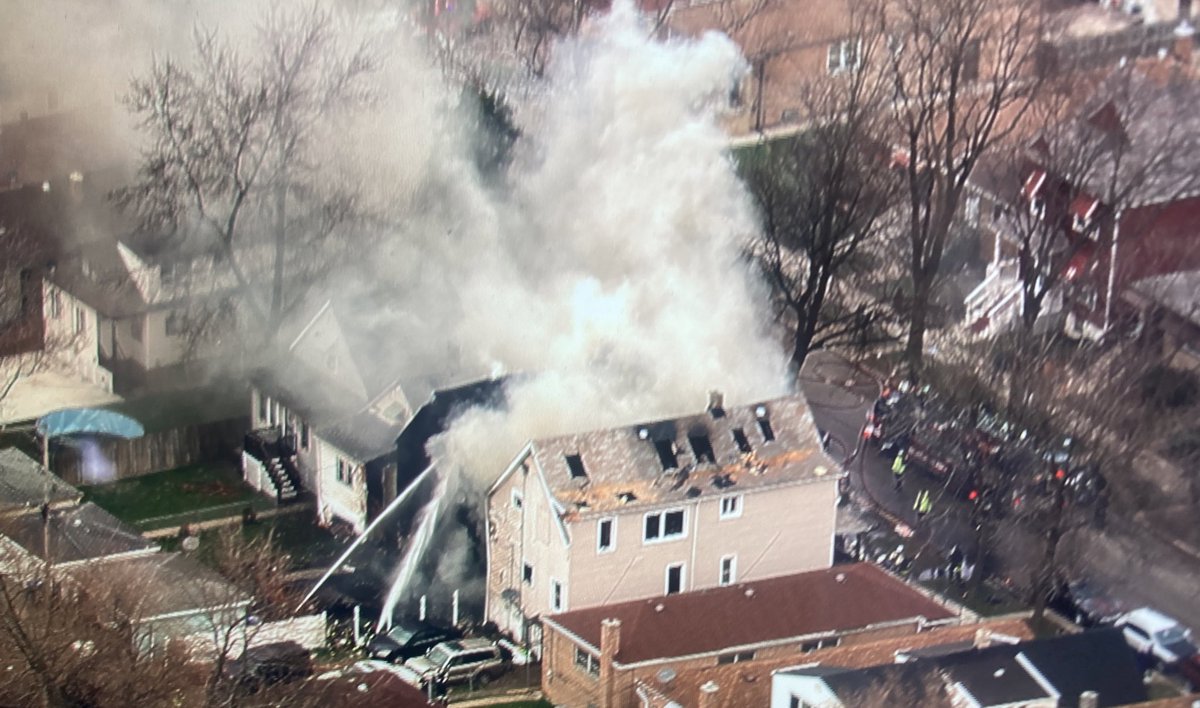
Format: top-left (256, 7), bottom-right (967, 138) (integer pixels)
top-left (565, 453), bottom-right (587, 479)
top-left (653, 439), bottom-right (678, 470)
top-left (523, 563), bottom-right (533, 584)
top-left (732, 428), bottom-right (752, 453)
top-left (688, 433), bottom-right (716, 464)
top-left (664, 510), bottom-right (684, 536)
top-left (717, 651), bottom-right (756, 665)
top-left (644, 514), bottom-right (661, 540)
top-left (758, 418), bottom-right (775, 442)
top-left (618, 491), bottom-right (637, 504)
top-left (598, 519), bottom-right (613, 551)
top-left (666, 564), bottom-right (684, 594)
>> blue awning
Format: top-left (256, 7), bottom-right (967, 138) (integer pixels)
top-left (36, 408), bottom-right (145, 440)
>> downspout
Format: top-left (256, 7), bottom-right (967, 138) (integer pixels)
top-left (688, 499), bottom-right (701, 592)
top-left (1104, 209), bottom-right (1122, 335)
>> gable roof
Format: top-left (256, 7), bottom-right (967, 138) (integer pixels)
top-left (0, 447), bottom-right (81, 512)
top-left (546, 563), bottom-right (957, 664)
top-left (69, 551), bottom-right (250, 620)
top-left (0, 501), bottom-right (155, 564)
top-left (522, 394), bottom-right (837, 516)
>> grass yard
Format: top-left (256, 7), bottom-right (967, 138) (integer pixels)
top-left (80, 462), bottom-right (273, 530)
top-left (157, 509), bottom-right (346, 570)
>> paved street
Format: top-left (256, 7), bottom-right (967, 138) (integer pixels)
top-left (800, 349), bottom-right (1200, 631)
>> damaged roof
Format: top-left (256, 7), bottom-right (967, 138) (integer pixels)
top-left (524, 394), bottom-right (838, 515)
top-left (545, 563), bottom-right (957, 664)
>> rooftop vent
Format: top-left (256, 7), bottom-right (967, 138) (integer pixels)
top-left (565, 453), bottom-right (587, 479)
top-left (637, 427), bottom-right (649, 440)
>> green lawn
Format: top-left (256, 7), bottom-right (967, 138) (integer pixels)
top-left (157, 510), bottom-right (346, 570)
top-left (80, 462), bottom-right (272, 530)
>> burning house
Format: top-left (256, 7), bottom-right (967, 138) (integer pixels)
top-left (484, 393), bottom-right (844, 650)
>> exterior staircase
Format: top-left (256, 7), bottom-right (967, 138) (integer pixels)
top-left (963, 261), bottom-right (1023, 338)
top-left (245, 429), bottom-right (302, 502)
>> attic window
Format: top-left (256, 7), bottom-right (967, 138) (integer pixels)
top-left (653, 440), bottom-right (678, 471)
top-left (688, 433), bottom-right (716, 464)
top-left (565, 453), bottom-right (588, 479)
top-left (758, 418), bottom-right (775, 442)
top-left (731, 428), bottom-right (752, 453)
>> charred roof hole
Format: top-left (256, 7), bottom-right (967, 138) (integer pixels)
top-left (707, 390), bottom-right (725, 418)
top-left (755, 407), bottom-right (775, 442)
top-left (565, 453), bottom-right (587, 479)
top-left (617, 491), bottom-right (637, 504)
top-left (688, 433), bottom-right (716, 464)
top-left (731, 428), bottom-right (752, 453)
top-left (653, 439), bottom-right (678, 471)
top-left (686, 486), bottom-right (702, 498)
top-left (712, 474), bottom-right (734, 489)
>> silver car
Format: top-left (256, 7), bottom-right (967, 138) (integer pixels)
top-left (404, 638), bottom-right (508, 688)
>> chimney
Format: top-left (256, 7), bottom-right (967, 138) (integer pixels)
top-left (974, 628), bottom-right (993, 649)
top-left (1079, 690), bottom-right (1099, 708)
top-left (698, 680), bottom-right (720, 708)
top-left (707, 390), bottom-right (725, 417)
top-left (599, 619), bottom-right (621, 708)
top-left (1174, 20), bottom-right (1195, 64)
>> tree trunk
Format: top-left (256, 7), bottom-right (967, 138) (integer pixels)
top-left (905, 274), bottom-right (933, 375)
top-left (1030, 479), bottom-right (1067, 623)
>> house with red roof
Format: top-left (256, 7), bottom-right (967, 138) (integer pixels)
top-left (484, 394), bottom-right (844, 654)
top-left (538, 562), bottom-right (965, 708)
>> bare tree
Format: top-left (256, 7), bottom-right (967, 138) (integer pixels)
top-left (741, 34), bottom-right (900, 375)
top-left (119, 4), bottom-right (378, 353)
top-left (880, 0), bottom-right (1043, 374)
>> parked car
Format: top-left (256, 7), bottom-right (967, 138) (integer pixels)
top-left (1047, 578), bottom-right (1125, 627)
top-left (226, 641), bottom-right (314, 692)
top-left (403, 638), bottom-right (508, 689)
top-left (1175, 653), bottom-right (1200, 691)
top-left (1116, 607), bottom-right (1197, 667)
top-left (366, 619), bottom-right (463, 663)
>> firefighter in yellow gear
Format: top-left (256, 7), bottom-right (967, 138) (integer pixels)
top-left (891, 451), bottom-right (906, 490)
top-left (914, 489), bottom-right (932, 520)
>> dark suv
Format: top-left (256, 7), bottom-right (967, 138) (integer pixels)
top-left (366, 620), bottom-right (463, 663)
top-left (227, 641), bottom-right (313, 692)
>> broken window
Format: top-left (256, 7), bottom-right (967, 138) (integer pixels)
top-left (565, 453), bottom-right (587, 479)
top-left (731, 428), bottom-right (752, 453)
top-left (688, 433), bottom-right (716, 464)
top-left (719, 495), bottom-right (742, 519)
top-left (653, 439), bottom-right (678, 470)
top-left (644, 509), bottom-right (686, 542)
top-left (720, 555), bottom-right (737, 586)
top-left (597, 518), bottom-right (614, 553)
top-left (758, 418), bottom-right (775, 442)
top-left (665, 563), bottom-right (685, 595)
top-left (523, 563), bottom-right (533, 585)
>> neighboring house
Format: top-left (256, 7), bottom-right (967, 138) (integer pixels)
top-left (538, 562), bottom-right (962, 708)
top-left (1124, 270), bottom-right (1200, 370)
top-left (964, 60), bottom-right (1200, 343)
top-left (770, 628), bottom-right (1147, 708)
top-left (245, 299), bottom-right (424, 534)
top-left (0, 501), bottom-right (157, 573)
top-left (0, 447), bottom-right (81, 516)
top-left (485, 394), bottom-right (844, 646)
top-left (636, 618), bottom-right (1036, 708)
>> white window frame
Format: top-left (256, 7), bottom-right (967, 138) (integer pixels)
top-left (827, 37), bottom-right (862, 74)
top-left (719, 554), bottom-right (737, 586)
top-left (719, 495), bottom-right (742, 520)
top-left (665, 562), bottom-right (686, 595)
top-left (597, 517), bottom-right (616, 554)
top-left (643, 508), bottom-right (687, 544)
top-left (550, 579), bottom-right (565, 612)
top-left (73, 306), bottom-right (86, 334)
top-left (336, 457), bottom-right (353, 485)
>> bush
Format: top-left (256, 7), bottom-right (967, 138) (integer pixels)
top-left (1140, 365), bottom-right (1200, 409)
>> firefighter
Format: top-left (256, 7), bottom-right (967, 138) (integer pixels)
top-left (914, 489), bottom-right (932, 520)
top-left (892, 449), bottom-right (907, 490)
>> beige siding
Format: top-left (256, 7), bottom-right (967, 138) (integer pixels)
top-left (566, 478), bottom-right (838, 610)
top-left (315, 440), bottom-right (366, 533)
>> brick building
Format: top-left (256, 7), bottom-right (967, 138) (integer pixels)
top-left (537, 562), bottom-right (964, 708)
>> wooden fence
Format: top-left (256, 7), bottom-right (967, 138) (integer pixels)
top-left (51, 416), bottom-right (250, 484)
